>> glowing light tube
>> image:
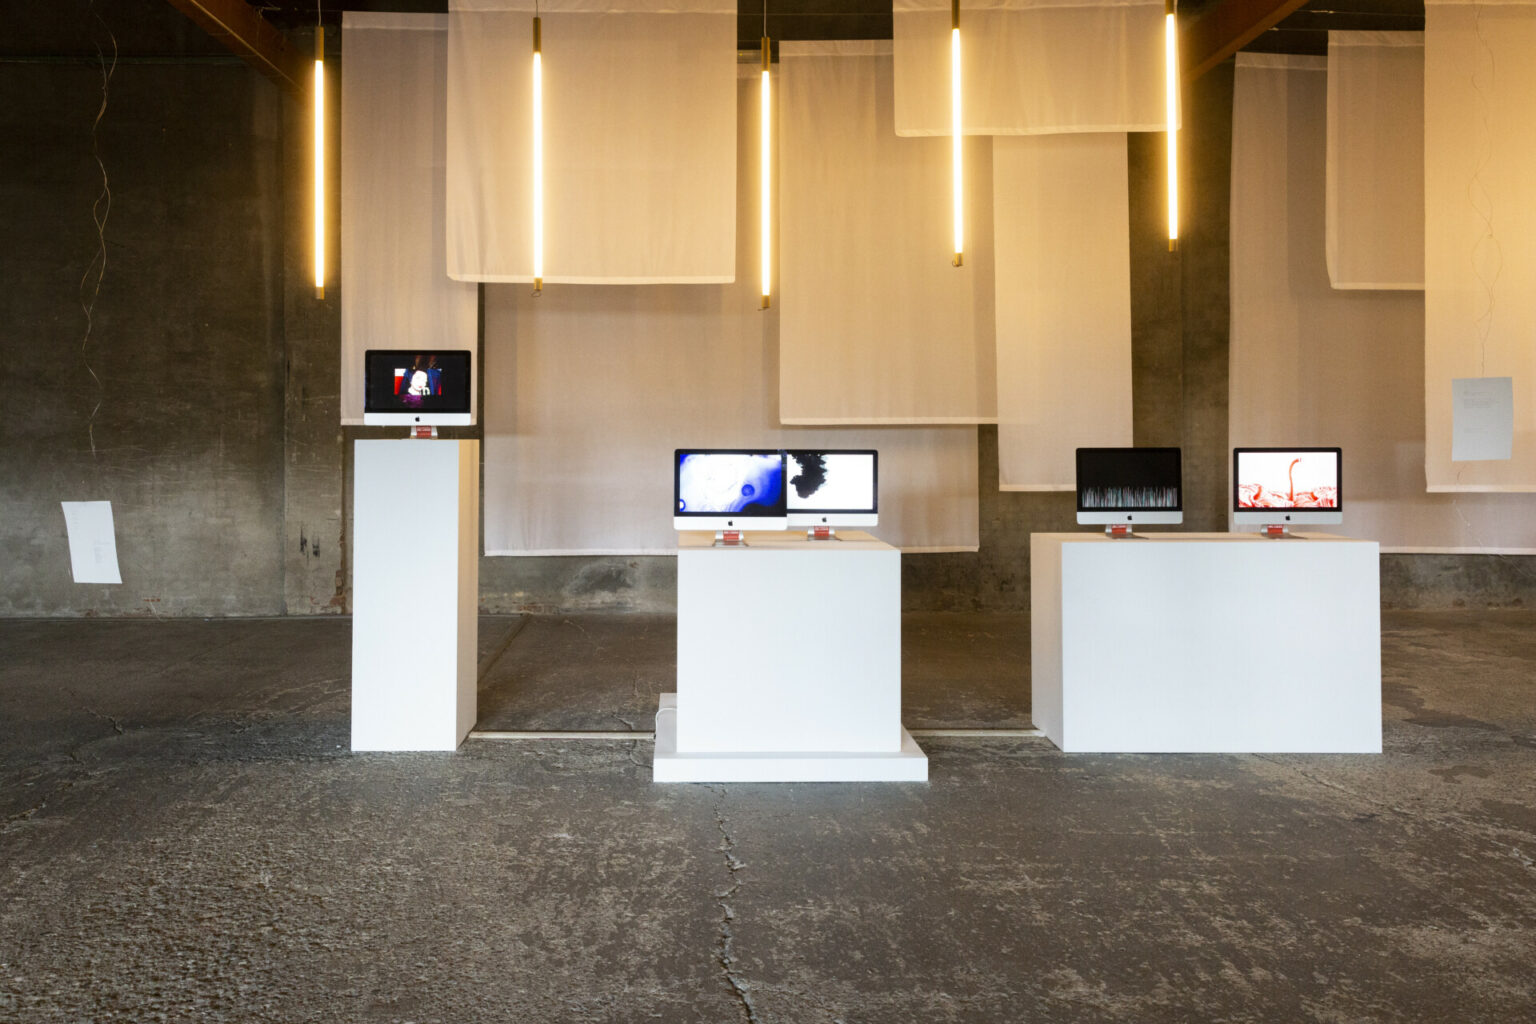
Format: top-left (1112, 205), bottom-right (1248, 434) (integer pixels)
top-left (761, 37), bottom-right (771, 309)
top-left (532, 17), bottom-right (544, 294)
top-left (313, 28), bottom-right (325, 297)
top-left (1166, 3), bottom-right (1179, 251)
top-left (951, 2), bottom-right (963, 267)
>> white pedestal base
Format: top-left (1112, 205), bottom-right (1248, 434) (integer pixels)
top-left (351, 439), bottom-right (478, 752)
top-left (652, 695), bottom-right (928, 782)
top-left (1031, 532), bottom-right (1381, 753)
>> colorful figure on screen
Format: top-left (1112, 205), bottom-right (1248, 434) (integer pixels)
top-left (395, 355), bottom-right (443, 408)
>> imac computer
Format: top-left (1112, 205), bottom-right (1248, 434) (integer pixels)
top-left (784, 449), bottom-right (878, 535)
top-left (1233, 447), bottom-right (1342, 534)
top-left (363, 350), bottom-right (473, 427)
top-left (673, 450), bottom-right (788, 536)
top-left (1075, 447), bottom-right (1183, 535)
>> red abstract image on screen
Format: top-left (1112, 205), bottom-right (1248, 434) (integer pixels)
top-left (1236, 452), bottom-right (1338, 509)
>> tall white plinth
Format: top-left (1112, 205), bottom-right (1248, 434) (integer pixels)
top-left (351, 439), bottom-right (478, 752)
top-left (654, 531), bottom-right (926, 782)
top-left (1031, 532), bottom-right (1381, 753)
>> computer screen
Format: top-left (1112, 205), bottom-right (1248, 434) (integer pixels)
top-left (674, 450), bottom-right (787, 529)
top-left (363, 350), bottom-right (472, 425)
top-left (786, 451), bottom-right (876, 511)
top-left (1233, 448), bottom-right (1342, 525)
top-left (1075, 447), bottom-right (1183, 525)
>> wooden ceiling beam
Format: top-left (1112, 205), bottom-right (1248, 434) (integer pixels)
top-left (1182, 0), bottom-right (1311, 81)
top-left (163, 0), bottom-right (307, 95)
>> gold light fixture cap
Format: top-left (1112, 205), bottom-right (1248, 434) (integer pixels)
top-left (953, 253), bottom-right (963, 267)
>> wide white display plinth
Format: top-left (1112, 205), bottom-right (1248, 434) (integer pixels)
top-left (1031, 532), bottom-right (1381, 753)
top-left (351, 439), bottom-right (478, 752)
top-left (653, 530), bottom-right (927, 782)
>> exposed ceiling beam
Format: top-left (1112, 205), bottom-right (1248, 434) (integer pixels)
top-left (162, 0), bottom-right (307, 94)
top-left (1182, 0), bottom-right (1311, 81)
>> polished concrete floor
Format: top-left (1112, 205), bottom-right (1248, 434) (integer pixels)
top-left (1, 612), bottom-right (1533, 1022)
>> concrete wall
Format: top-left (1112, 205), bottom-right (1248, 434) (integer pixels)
top-left (2, 4), bottom-right (1533, 617)
top-left (0, 5), bottom-right (287, 616)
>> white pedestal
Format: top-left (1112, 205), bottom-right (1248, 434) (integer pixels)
top-left (1031, 532), bottom-right (1381, 753)
top-left (351, 439), bottom-right (478, 751)
top-left (653, 530), bottom-right (926, 782)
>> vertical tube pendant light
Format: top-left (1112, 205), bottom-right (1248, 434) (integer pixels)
top-left (1165, 0), bottom-right (1180, 252)
top-left (313, 26), bottom-right (325, 298)
top-left (532, 10), bottom-right (544, 294)
top-left (760, 4), bottom-right (771, 309)
top-left (951, 0), bottom-right (963, 267)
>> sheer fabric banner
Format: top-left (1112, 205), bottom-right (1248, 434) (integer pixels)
top-left (340, 14), bottom-right (477, 425)
top-left (1325, 31), bottom-right (1424, 290)
top-left (1424, 1), bottom-right (1536, 490)
top-left (1231, 53), bottom-right (1534, 552)
top-left (994, 133), bottom-right (1132, 490)
top-left (779, 41), bottom-right (997, 425)
top-left (483, 73), bottom-right (980, 555)
top-left (446, 0), bottom-right (736, 283)
top-left (892, 0), bottom-right (1167, 136)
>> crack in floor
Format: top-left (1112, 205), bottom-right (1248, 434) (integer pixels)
top-left (2, 780), bottom-right (77, 831)
top-left (713, 788), bottom-right (760, 1024)
top-left (83, 708), bottom-right (125, 736)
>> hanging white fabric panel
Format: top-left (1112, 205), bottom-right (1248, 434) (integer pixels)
top-left (993, 133), bottom-right (1132, 490)
top-left (340, 13), bottom-right (478, 425)
top-left (446, 0), bottom-right (736, 283)
top-left (1231, 53), bottom-right (1535, 552)
top-left (892, 0), bottom-right (1167, 136)
top-left (1325, 31), bottom-right (1424, 290)
top-left (483, 72), bottom-right (980, 555)
top-left (1424, 1), bottom-right (1536, 490)
top-left (779, 41), bottom-right (996, 425)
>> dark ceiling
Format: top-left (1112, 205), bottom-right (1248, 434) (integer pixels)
top-left (0, 1), bottom-right (1427, 61)
top-left (252, 1), bottom-right (1425, 56)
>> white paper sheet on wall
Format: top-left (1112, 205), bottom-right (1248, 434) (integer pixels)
top-left (1451, 377), bottom-right (1514, 462)
top-left (61, 501), bottom-right (122, 585)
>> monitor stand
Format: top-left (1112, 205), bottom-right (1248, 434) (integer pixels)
top-left (410, 425), bottom-right (439, 439)
top-left (1105, 524), bottom-right (1134, 538)
top-left (714, 530), bottom-right (745, 547)
top-left (807, 526), bottom-right (836, 541)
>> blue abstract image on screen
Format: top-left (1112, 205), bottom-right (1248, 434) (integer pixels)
top-left (677, 453), bottom-right (784, 514)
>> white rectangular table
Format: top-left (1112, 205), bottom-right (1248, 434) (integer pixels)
top-left (351, 439), bottom-right (479, 751)
top-left (653, 530), bottom-right (926, 782)
top-left (1031, 532), bottom-right (1381, 753)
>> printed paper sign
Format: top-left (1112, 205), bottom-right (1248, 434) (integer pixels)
top-left (61, 501), bottom-right (122, 585)
top-left (1451, 377), bottom-right (1514, 462)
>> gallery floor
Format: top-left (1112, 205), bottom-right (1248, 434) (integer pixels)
top-left (2, 611), bottom-right (1533, 1022)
